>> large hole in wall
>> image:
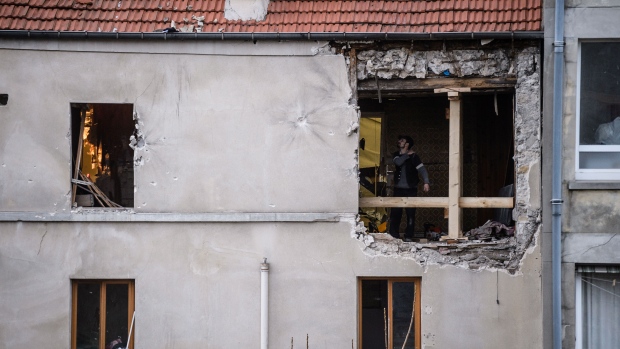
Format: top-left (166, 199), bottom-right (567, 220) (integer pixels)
top-left (358, 93), bottom-right (515, 235)
top-left (71, 103), bottom-right (134, 208)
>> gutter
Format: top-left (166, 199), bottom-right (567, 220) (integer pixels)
top-left (551, 1), bottom-right (565, 349)
top-left (0, 30), bottom-right (544, 41)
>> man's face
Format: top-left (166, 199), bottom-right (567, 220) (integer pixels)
top-left (397, 138), bottom-right (408, 149)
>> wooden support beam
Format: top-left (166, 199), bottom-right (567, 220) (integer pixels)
top-left (459, 197), bottom-right (514, 208)
top-left (358, 77), bottom-right (515, 92)
top-left (359, 197), bottom-right (514, 208)
top-left (447, 91), bottom-right (463, 238)
top-left (434, 87), bottom-right (472, 94)
top-left (360, 197), bottom-right (449, 208)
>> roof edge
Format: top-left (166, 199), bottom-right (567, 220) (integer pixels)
top-left (0, 30), bottom-right (543, 41)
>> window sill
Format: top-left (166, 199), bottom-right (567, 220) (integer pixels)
top-left (568, 181), bottom-right (620, 190)
top-left (0, 211), bottom-right (348, 222)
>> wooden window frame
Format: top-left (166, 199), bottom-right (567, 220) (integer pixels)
top-left (71, 279), bottom-right (135, 349)
top-left (358, 277), bottom-right (422, 349)
top-left (359, 88), bottom-right (515, 238)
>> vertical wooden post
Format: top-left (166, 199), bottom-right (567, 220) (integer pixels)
top-left (448, 92), bottom-right (463, 238)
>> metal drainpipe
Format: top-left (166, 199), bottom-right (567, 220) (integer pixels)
top-left (261, 258), bottom-right (269, 349)
top-left (551, 1), bottom-right (565, 349)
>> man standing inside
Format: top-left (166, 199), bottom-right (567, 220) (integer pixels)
top-left (389, 135), bottom-right (430, 240)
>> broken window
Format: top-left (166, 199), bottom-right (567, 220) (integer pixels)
top-left (359, 278), bottom-right (421, 349)
top-left (71, 280), bottom-right (135, 349)
top-left (575, 266), bottom-right (620, 348)
top-left (577, 42), bottom-right (620, 180)
top-left (359, 92), bottom-right (515, 239)
top-left (71, 104), bottom-right (135, 208)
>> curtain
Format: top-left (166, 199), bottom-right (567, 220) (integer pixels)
top-left (579, 267), bottom-right (620, 349)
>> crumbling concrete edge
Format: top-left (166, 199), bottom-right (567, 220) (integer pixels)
top-left (349, 45), bottom-right (542, 274)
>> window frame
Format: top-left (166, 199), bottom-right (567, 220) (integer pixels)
top-left (70, 103), bottom-right (136, 209)
top-left (575, 40), bottom-right (620, 181)
top-left (358, 277), bottom-right (422, 349)
top-left (71, 279), bottom-right (135, 349)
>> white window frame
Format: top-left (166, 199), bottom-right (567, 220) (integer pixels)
top-left (575, 41), bottom-right (620, 181)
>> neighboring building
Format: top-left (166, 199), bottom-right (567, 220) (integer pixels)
top-left (543, 1), bottom-right (620, 348)
top-left (0, 1), bottom-right (544, 348)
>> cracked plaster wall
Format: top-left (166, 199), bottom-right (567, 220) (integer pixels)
top-left (0, 39), bottom-right (543, 348)
top-left (0, 221), bottom-right (542, 349)
top-left (0, 41), bottom-right (358, 213)
top-left (353, 45), bottom-right (542, 272)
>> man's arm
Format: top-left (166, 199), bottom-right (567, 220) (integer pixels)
top-left (393, 153), bottom-right (409, 166)
top-left (417, 164), bottom-right (431, 192)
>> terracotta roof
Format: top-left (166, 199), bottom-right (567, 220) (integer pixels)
top-left (0, 0), bottom-right (542, 33)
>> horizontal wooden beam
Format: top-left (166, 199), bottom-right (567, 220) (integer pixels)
top-left (434, 87), bottom-right (471, 94)
top-left (459, 197), bottom-right (513, 208)
top-left (360, 197), bottom-right (448, 208)
top-left (357, 77), bottom-right (516, 92)
top-left (359, 197), bottom-right (513, 208)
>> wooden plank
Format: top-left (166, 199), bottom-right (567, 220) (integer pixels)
top-left (359, 196), bottom-right (449, 208)
top-left (99, 282), bottom-right (106, 349)
top-left (359, 196), bottom-right (513, 208)
top-left (357, 77), bottom-right (516, 91)
top-left (459, 197), bottom-right (514, 208)
top-left (414, 278), bottom-right (422, 349)
top-left (434, 87), bottom-right (472, 94)
top-left (448, 93), bottom-right (463, 238)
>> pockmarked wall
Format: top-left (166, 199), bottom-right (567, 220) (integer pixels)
top-left (0, 221), bottom-right (542, 349)
top-left (0, 40), bottom-right (542, 349)
top-left (0, 40), bottom-right (358, 213)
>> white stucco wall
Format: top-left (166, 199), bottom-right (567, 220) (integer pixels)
top-left (0, 40), bottom-right (358, 213)
top-left (0, 221), bottom-right (543, 349)
top-left (0, 39), bottom-right (542, 349)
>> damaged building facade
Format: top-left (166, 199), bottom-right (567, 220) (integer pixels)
top-left (0, 1), bottom-right (544, 348)
top-left (543, 1), bottom-right (620, 348)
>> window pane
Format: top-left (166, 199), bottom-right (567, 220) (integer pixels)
top-left (76, 283), bottom-right (100, 349)
top-left (581, 273), bottom-right (620, 348)
top-left (105, 283), bottom-right (129, 349)
top-left (579, 151), bottom-right (620, 169)
top-left (580, 43), bottom-right (620, 147)
top-left (361, 280), bottom-right (388, 349)
top-left (392, 282), bottom-right (415, 349)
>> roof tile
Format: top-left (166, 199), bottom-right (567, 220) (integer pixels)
top-left (380, 1), bottom-right (396, 12)
top-left (341, 1), bottom-right (354, 12)
top-left (326, 1), bottom-right (341, 12)
top-left (354, 1), bottom-right (369, 12)
top-left (0, 0), bottom-right (542, 33)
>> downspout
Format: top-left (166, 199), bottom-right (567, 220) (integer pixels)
top-left (261, 258), bottom-right (269, 349)
top-left (551, 1), bottom-right (565, 349)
